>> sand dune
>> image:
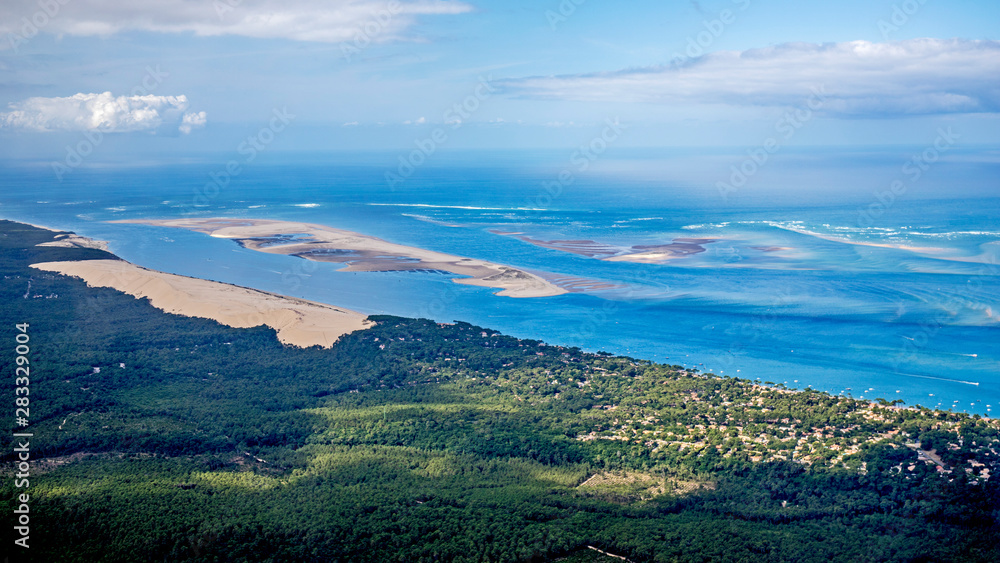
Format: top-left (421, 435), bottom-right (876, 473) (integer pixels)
top-left (113, 218), bottom-right (567, 298)
top-left (30, 259), bottom-right (372, 348)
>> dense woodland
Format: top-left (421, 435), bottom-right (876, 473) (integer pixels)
top-left (2, 219), bottom-right (999, 562)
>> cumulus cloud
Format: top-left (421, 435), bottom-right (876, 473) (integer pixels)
top-left (501, 39), bottom-right (1000, 116)
top-left (0, 0), bottom-right (472, 44)
top-left (179, 110), bottom-right (207, 134)
top-left (0, 92), bottom-right (207, 134)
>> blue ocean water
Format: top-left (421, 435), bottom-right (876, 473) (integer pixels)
top-left (2, 148), bottom-right (998, 415)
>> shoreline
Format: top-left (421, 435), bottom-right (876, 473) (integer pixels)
top-left (31, 259), bottom-right (372, 348)
top-left (112, 218), bottom-right (568, 298)
top-left (488, 229), bottom-right (718, 264)
top-left (7, 220), bottom-right (112, 251)
top-left (13, 220), bottom-right (991, 419)
top-left (29, 233), bottom-right (373, 348)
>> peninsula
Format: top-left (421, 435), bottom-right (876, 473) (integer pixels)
top-left (28, 229), bottom-right (371, 348)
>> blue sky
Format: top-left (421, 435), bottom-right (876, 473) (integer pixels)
top-left (1, 0), bottom-right (998, 156)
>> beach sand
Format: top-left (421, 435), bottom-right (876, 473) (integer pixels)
top-left (602, 238), bottom-right (717, 264)
top-left (35, 233), bottom-right (110, 251)
top-left (112, 218), bottom-right (567, 298)
top-left (30, 259), bottom-right (373, 348)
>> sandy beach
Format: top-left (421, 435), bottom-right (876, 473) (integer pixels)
top-left (35, 233), bottom-right (110, 251)
top-left (30, 258), bottom-right (373, 348)
top-left (112, 218), bottom-right (567, 298)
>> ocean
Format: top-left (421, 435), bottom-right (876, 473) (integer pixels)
top-left (2, 147), bottom-right (998, 415)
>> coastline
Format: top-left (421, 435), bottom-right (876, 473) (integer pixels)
top-left (8, 220), bottom-right (112, 251)
top-left (29, 254), bottom-right (373, 348)
top-left (7, 217), bottom-right (995, 417)
top-left (8, 217), bottom-right (994, 423)
top-left (112, 218), bottom-right (568, 298)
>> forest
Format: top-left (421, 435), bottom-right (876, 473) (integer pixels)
top-left (2, 219), bottom-right (999, 562)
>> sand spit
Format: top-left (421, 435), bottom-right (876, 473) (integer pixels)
top-left (35, 233), bottom-right (110, 251)
top-left (775, 225), bottom-right (951, 255)
top-left (488, 229), bottom-right (717, 264)
top-left (112, 218), bottom-right (567, 298)
top-left (30, 259), bottom-right (372, 348)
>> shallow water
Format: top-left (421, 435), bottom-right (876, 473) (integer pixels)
top-left (2, 149), bottom-right (997, 415)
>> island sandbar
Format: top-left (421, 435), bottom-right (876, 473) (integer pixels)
top-left (112, 218), bottom-right (567, 298)
top-left (488, 229), bottom-right (718, 264)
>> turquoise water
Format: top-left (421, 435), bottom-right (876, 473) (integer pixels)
top-left (2, 149), bottom-right (998, 415)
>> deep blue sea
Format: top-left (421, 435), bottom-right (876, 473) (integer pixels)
top-left (2, 148), bottom-right (998, 415)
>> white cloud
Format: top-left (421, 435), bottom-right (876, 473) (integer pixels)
top-left (179, 110), bottom-right (207, 134)
top-left (0, 92), bottom-right (207, 134)
top-left (0, 0), bottom-right (473, 44)
top-left (501, 39), bottom-right (1000, 116)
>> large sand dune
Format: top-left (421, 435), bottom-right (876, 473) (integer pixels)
top-left (31, 259), bottom-right (372, 348)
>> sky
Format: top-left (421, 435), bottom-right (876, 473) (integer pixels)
top-left (1, 0), bottom-right (999, 158)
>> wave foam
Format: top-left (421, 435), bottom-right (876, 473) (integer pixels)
top-left (367, 203), bottom-right (544, 211)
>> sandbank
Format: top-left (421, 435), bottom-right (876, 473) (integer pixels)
top-left (112, 218), bottom-right (567, 298)
top-left (777, 226), bottom-right (950, 255)
top-left (36, 233), bottom-right (110, 251)
top-left (488, 229), bottom-right (717, 264)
